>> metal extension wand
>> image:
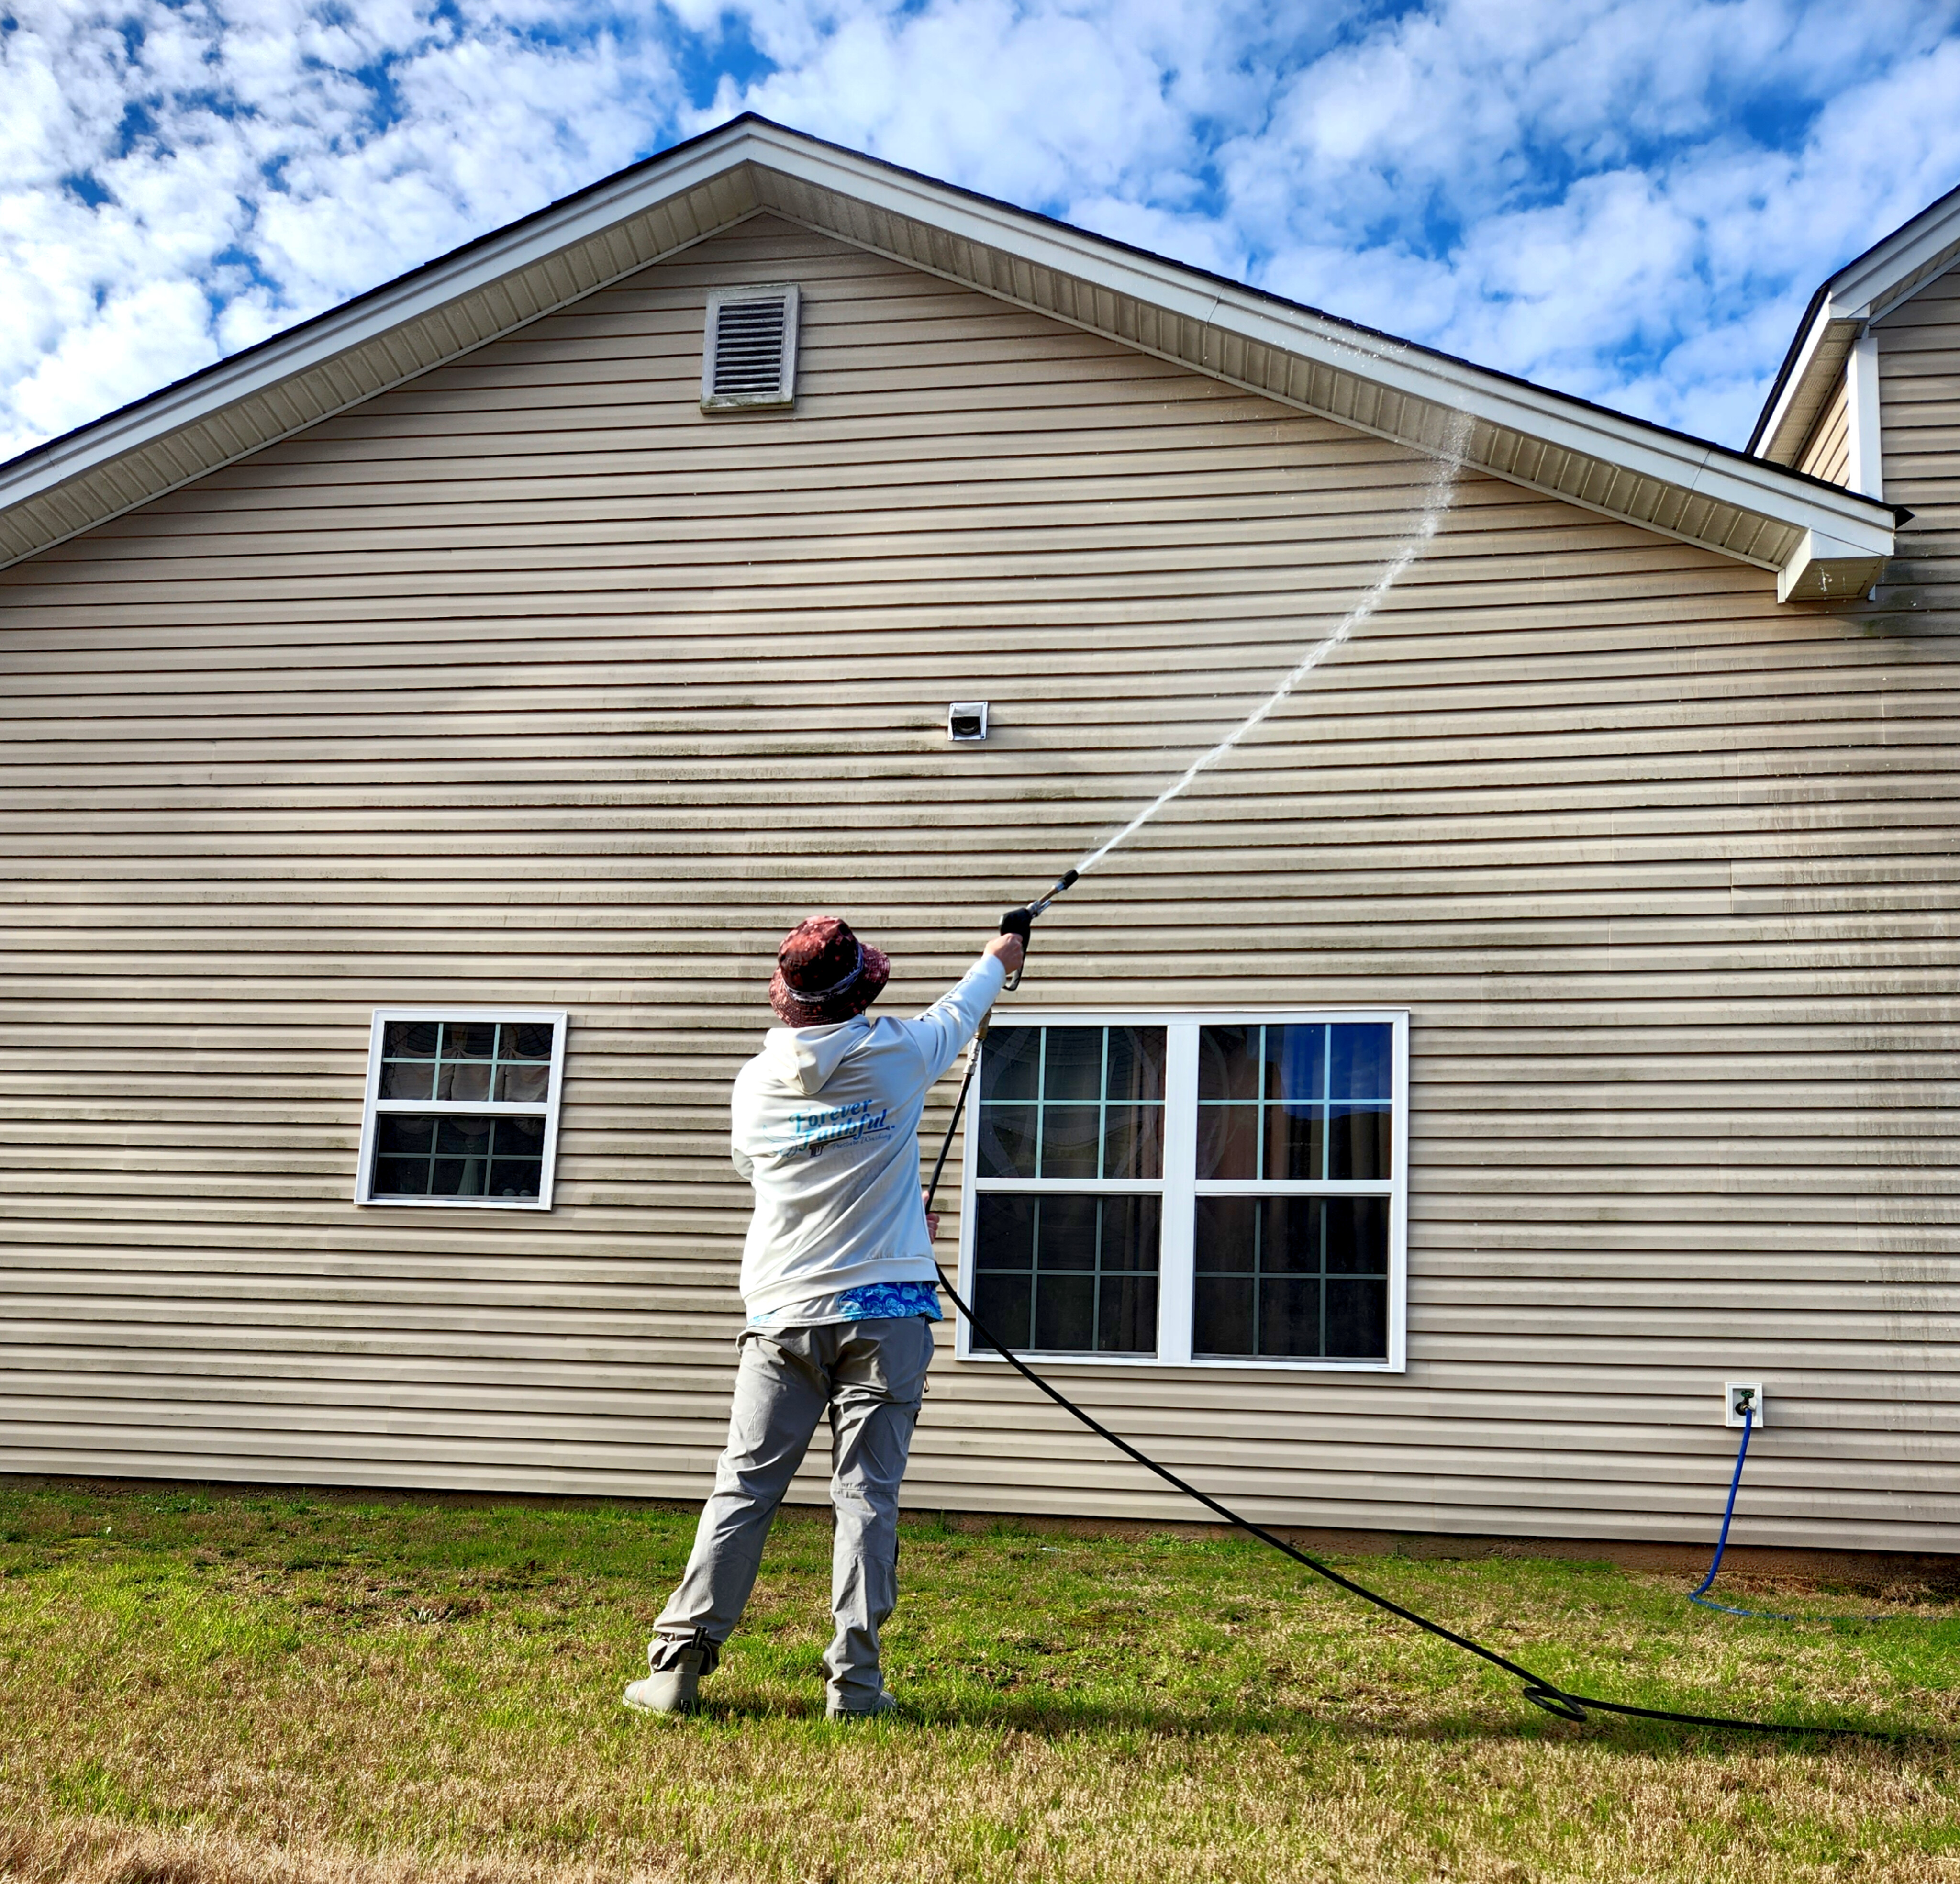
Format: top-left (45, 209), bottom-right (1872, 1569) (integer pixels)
top-left (996, 867), bottom-right (1079, 992)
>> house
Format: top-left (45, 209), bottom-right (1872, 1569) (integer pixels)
top-left (0, 118), bottom-right (1952, 1555)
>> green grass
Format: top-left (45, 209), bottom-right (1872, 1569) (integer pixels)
top-left (0, 1476), bottom-right (1956, 1883)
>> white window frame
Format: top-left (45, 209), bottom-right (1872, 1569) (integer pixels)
top-left (354, 1008), bottom-right (569, 1211)
top-left (955, 1009), bottom-right (1408, 1372)
top-left (700, 283), bottom-right (801, 411)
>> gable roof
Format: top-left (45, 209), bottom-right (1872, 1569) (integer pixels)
top-left (1750, 178), bottom-right (1960, 466)
top-left (0, 114), bottom-right (1898, 603)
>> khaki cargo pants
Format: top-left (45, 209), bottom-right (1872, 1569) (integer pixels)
top-left (647, 1316), bottom-right (933, 1712)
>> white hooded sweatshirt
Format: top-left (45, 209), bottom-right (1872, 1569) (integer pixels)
top-left (731, 953), bottom-right (1006, 1318)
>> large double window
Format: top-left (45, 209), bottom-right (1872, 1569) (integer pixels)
top-left (960, 1012), bottom-right (1406, 1370)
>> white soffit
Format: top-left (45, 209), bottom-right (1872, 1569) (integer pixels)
top-left (0, 116), bottom-right (1896, 600)
top-left (1752, 179), bottom-right (1960, 468)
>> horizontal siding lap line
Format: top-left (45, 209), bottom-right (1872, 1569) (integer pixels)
top-left (23, 688), bottom-right (1960, 747)
top-left (4, 1359), bottom-right (1948, 1414)
top-left (5, 1297), bottom-right (1958, 1344)
top-left (0, 1431), bottom-right (1944, 1528)
top-left (5, 1405), bottom-right (1956, 1477)
top-left (6, 655), bottom-right (1948, 711)
top-left (16, 742), bottom-right (1960, 792)
top-left (5, 821), bottom-right (1960, 858)
top-left (6, 1370), bottom-right (1954, 1428)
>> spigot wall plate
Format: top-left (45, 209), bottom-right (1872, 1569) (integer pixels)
top-left (1724, 1382), bottom-right (1766, 1428)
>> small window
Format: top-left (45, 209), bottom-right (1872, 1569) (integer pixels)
top-left (355, 1010), bottom-right (568, 1210)
top-left (701, 285), bottom-right (800, 412)
top-left (960, 1012), bottom-right (1406, 1370)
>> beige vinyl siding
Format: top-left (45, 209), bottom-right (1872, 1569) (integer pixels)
top-left (2, 215), bottom-right (1957, 1550)
top-left (1878, 263), bottom-right (1960, 629)
top-left (1797, 372), bottom-right (1852, 485)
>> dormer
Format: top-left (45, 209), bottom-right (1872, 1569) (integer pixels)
top-left (1751, 180), bottom-right (1960, 505)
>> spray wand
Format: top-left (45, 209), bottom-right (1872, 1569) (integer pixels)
top-left (921, 868), bottom-right (1077, 1210)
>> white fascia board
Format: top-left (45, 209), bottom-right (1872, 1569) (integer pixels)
top-left (1216, 292), bottom-right (1893, 554)
top-left (737, 123), bottom-right (1894, 564)
top-left (0, 122), bottom-right (764, 515)
top-left (745, 122), bottom-right (1227, 334)
top-left (1830, 195), bottom-right (1960, 319)
top-left (1754, 306), bottom-right (1858, 463)
top-left (1776, 529), bottom-right (1888, 603)
top-left (1754, 189), bottom-right (1960, 468)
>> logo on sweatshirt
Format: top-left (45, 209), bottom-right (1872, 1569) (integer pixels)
top-left (776, 1100), bottom-right (893, 1157)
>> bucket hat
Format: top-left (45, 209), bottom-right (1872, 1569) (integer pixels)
top-left (769, 915), bottom-right (890, 1026)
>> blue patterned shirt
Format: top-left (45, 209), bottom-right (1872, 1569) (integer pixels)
top-left (746, 1280), bottom-right (943, 1329)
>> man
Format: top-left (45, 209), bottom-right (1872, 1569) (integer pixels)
top-left (624, 913), bottom-right (1024, 1719)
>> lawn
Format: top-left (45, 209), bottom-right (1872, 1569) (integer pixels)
top-left (0, 1477), bottom-right (1956, 1884)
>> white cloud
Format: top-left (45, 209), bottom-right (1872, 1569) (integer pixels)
top-left (712, 0), bottom-right (1233, 208)
top-left (702, 0), bottom-right (1960, 440)
top-left (3, 0), bottom-right (1960, 465)
top-left (1194, 0), bottom-right (1960, 435)
top-left (0, 0), bottom-right (683, 456)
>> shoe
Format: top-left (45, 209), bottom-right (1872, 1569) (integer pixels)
top-left (826, 1685), bottom-right (901, 1720)
top-left (624, 1644), bottom-right (708, 1716)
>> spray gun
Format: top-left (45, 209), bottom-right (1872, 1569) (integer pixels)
top-left (923, 867), bottom-right (1082, 1220)
top-left (998, 868), bottom-right (1080, 991)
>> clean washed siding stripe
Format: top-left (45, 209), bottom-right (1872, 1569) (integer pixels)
top-left (1, 216), bottom-right (1957, 1550)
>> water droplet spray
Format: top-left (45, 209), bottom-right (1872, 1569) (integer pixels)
top-left (1073, 414), bottom-right (1473, 881)
top-left (997, 416), bottom-right (1472, 963)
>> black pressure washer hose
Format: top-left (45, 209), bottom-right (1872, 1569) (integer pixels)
top-left (918, 888), bottom-right (1898, 1740)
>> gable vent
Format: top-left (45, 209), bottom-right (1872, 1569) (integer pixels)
top-left (701, 285), bottom-right (800, 412)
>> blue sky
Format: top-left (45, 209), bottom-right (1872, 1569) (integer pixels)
top-left (4, 0), bottom-right (1960, 463)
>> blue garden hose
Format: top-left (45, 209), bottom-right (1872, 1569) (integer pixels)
top-left (1687, 1404), bottom-right (1913, 1625)
top-left (1687, 1405), bottom-right (1782, 1618)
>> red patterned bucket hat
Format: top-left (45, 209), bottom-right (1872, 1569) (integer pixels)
top-left (769, 916), bottom-right (891, 1026)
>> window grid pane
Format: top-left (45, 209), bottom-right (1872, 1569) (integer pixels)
top-left (1196, 1023), bottom-right (1393, 1182)
top-left (372, 1114), bottom-right (545, 1199)
top-left (978, 1026), bottom-right (1165, 1181)
top-left (972, 1193), bottom-right (1160, 1355)
top-left (1192, 1196), bottom-right (1389, 1360)
top-left (379, 1020), bottom-right (557, 1107)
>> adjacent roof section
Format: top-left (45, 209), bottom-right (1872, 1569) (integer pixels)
top-left (0, 116), bottom-right (1899, 603)
top-left (1751, 178), bottom-right (1960, 467)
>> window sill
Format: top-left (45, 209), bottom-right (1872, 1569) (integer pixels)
top-left (357, 1195), bottom-right (553, 1211)
top-left (952, 1348), bottom-right (1403, 1373)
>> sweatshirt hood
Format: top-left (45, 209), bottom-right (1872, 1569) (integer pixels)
top-left (758, 1016), bottom-right (871, 1095)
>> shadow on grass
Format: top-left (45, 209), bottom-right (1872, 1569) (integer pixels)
top-left (675, 1688), bottom-right (1935, 1750)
